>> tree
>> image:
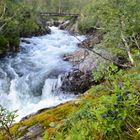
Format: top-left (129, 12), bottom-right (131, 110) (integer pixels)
top-left (0, 106), bottom-right (18, 140)
top-left (86, 0), bottom-right (140, 66)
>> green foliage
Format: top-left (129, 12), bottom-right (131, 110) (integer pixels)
top-left (43, 131), bottom-right (49, 140)
top-left (78, 16), bottom-right (97, 33)
top-left (0, 36), bottom-right (7, 51)
top-left (93, 63), bottom-right (118, 83)
top-left (52, 69), bottom-right (140, 140)
top-left (0, 105), bottom-right (18, 140)
top-left (0, 0), bottom-right (48, 54)
top-left (78, 0), bottom-right (140, 64)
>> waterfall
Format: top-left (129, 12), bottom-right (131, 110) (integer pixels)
top-left (0, 27), bottom-right (85, 121)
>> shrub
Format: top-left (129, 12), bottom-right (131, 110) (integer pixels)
top-left (0, 106), bottom-right (18, 140)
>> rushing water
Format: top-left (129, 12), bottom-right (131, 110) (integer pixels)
top-left (0, 27), bottom-right (85, 121)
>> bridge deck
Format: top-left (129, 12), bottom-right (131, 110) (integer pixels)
top-left (40, 12), bottom-right (79, 17)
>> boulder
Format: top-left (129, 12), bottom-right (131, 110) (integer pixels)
top-left (61, 69), bottom-right (93, 93)
top-left (62, 48), bottom-right (114, 93)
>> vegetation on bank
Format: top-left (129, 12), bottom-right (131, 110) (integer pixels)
top-left (0, 0), bottom-right (140, 139)
top-left (0, 0), bottom-right (47, 55)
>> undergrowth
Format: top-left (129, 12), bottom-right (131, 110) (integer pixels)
top-left (44, 60), bottom-right (140, 140)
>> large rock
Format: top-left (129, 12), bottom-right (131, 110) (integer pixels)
top-left (61, 69), bottom-right (93, 93)
top-left (62, 48), bottom-right (114, 93)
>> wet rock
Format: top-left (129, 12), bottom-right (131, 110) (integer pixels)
top-left (59, 20), bottom-right (70, 30)
top-left (46, 19), bottom-right (67, 28)
top-left (20, 39), bottom-right (31, 44)
top-left (45, 26), bottom-right (51, 34)
top-left (61, 70), bottom-right (93, 93)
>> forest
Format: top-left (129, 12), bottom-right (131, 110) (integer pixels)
top-left (0, 0), bottom-right (140, 140)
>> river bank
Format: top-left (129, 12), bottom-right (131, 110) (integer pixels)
top-left (0, 26), bottom-right (87, 121)
top-left (0, 17), bottom-right (140, 140)
top-left (0, 54), bottom-right (139, 140)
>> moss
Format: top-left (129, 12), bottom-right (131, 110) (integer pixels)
top-left (3, 101), bottom-right (80, 139)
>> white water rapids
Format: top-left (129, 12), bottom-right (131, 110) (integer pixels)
top-left (0, 27), bottom-right (85, 121)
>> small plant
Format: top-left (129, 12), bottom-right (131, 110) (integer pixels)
top-left (93, 64), bottom-right (106, 83)
top-left (0, 105), bottom-right (18, 140)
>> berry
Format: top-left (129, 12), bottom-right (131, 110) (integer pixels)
top-left (117, 95), bottom-right (122, 101)
top-left (118, 116), bottom-right (123, 120)
top-left (107, 110), bottom-right (113, 115)
top-left (124, 90), bottom-right (131, 96)
top-left (125, 95), bottom-right (129, 100)
top-left (114, 102), bottom-right (118, 107)
top-left (133, 92), bottom-right (137, 95)
top-left (112, 110), bottom-right (118, 115)
top-left (102, 114), bottom-right (108, 118)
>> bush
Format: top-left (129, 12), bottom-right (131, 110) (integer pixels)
top-left (0, 106), bottom-right (18, 140)
top-left (52, 70), bottom-right (140, 140)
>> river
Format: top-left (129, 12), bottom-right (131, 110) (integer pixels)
top-left (0, 27), bottom-right (85, 121)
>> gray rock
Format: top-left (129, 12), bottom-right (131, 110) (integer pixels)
top-left (63, 49), bottom-right (89, 64)
top-left (79, 48), bottom-right (113, 73)
top-left (46, 19), bottom-right (68, 28)
top-left (61, 70), bottom-right (93, 93)
top-left (18, 126), bottom-right (27, 132)
top-left (62, 48), bottom-right (114, 93)
top-left (18, 123), bottom-right (43, 140)
top-left (59, 20), bottom-right (70, 29)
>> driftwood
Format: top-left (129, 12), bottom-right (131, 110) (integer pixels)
top-left (40, 12), bottom-right (79, 18)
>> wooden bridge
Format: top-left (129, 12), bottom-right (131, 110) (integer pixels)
top-left (40, 12), bottom-right (79, 18)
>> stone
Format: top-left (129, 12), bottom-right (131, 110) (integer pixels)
top-left (60, 70), bottom-right (93, 93)
top-left (59, 20), bottom-right (70, 30)
top-left (18, 126), bottom-right (27, 132)
top-left (63, 49), bottom-right (89, 64)
top-left (18, 123), bottom-right (43, 140)
top-left (62, 48), bottom-right (114, 93)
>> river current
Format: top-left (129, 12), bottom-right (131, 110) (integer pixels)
top-left (0, 27), bottom-right (85, 120)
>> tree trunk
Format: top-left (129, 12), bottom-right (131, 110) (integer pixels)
top-left (120, 18), bottom-right (135, 66)
top-left (58, 0), bottom-right (61, 13)
top-left (120, 30), bottom-right (135, 66)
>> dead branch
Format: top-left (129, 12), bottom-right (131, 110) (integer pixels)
top-left (90, 48), bottom-right (132, 68)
